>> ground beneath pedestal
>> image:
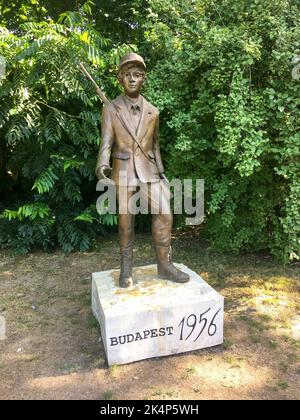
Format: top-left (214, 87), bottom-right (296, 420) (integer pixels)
top-left (0, 232), bottom-right (299, 400)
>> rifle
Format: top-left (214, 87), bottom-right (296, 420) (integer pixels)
top-left (79, 63), bottom-right (110, 104)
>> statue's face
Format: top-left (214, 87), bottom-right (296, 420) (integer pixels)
top-left (119, 64), bottom-right (145, 97)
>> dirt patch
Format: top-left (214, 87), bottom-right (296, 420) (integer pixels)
top-left (0, 233), bottom-right (299, 400)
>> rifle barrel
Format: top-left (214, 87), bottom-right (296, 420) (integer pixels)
top-left (79, 63), bottom-right (110, 104)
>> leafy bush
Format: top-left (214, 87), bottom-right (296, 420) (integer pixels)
top-left (141, 0), bottom-right (300, 262)
top-left (0, 1), bottom-right (125, 253)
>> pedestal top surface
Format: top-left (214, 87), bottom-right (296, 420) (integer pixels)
top-left (92, 264), bottom-right (221, 316)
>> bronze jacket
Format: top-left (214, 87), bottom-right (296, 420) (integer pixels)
top-left (96, 94), bottom-right (165, 185)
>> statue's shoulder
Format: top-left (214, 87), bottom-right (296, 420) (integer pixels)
top-left (142, 96), bottom-right (159, 117)
top-left (103, 95), bottom-right (123, 114)
top-left (111, 94), bottom-right (124, 108)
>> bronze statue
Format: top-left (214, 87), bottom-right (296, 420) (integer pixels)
top-left (96, 53), bottom-right (190, 287)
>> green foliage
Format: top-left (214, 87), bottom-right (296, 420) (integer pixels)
top-left (142, 0), bottom-right (300, 262)
top-left (1, 202), bottom-right (51, 221)
top-left (0, 0), bottom-right (48, 29)
top-left (0, 1), bottom-right (123, 254)
top-left (0, 202), bottom-right (55, 254)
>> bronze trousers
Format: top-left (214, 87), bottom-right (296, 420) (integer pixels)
top-left (116, 180), bottom-right (172, 250)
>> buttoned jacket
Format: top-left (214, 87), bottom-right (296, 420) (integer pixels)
top-left (96, 94), bottom-right (164, 185)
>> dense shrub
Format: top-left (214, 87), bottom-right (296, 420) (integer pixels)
top-left (0, 1), bottom-right (122, 253)
top-left (142, 0), bottom-right (300, 262)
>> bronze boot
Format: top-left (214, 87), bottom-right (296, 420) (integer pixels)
top-left (155, 245), bottom-right (190, 283)
top-left (119, 247), bottom-right (133, 288)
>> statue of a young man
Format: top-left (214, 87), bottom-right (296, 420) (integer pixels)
top-left (96, 53), bottom-right (189, 288)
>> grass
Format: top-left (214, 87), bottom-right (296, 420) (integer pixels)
top-left (238, 315), bottom-right (269, 331)
top-left (287, 353), bottom-right (299, 364)
top-left (102, 390), bottom-right (113, 400)
top-left (87, 313), bottom-right (100, 330)
top-left (278, 381), bottom-right (289, 390)
top-left (268, 340), bottom-right (278, 349)
top-left (279, 362), bottom-right (288, 373)
top-left (62, 363), bottom-right (82, 374)
top-left (151, 389), bottom-right (163, 397)
top-left (151, 389), bottom-right (179, 399)
top-left (182, 364), bottom-right (198, 379)
top-left (249, 334), bottom-right (261, 344)
top-left (223, 339), bottom-right (233, 350)
top-left (225, 355), bottom-right (240, 366)
top-left (108, 364), bottom-right (119, 377)
top-left (0, 232), bottom-right (299, 400)
top-left (91, 358), bottom-right (106, 368)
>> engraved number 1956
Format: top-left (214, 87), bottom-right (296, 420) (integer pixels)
top-left (178, 307), bottom-right (221, 342)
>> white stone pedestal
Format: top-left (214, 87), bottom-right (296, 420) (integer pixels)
top-left (92, 264), bottom-right (224, 366)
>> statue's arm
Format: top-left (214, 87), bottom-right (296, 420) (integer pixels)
top-left (153, 113), bottom-right (165, 175)
top-left (95, 104), bottom-right (114, 179)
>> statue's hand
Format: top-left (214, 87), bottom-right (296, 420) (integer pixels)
top-left (96, 165), bottom-right (112, 180)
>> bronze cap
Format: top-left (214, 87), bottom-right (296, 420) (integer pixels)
top-left (118, 53), bottom-right (146, 71)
